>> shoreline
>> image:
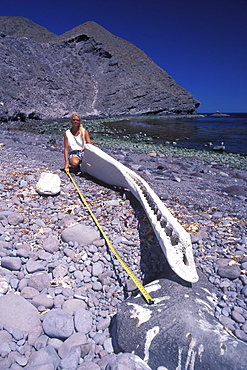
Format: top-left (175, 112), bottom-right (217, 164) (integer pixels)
top-left (1, 121), bottom-right (247, 170)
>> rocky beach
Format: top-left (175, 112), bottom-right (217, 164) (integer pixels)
top-left (0, 123), bottom-right (247, 369)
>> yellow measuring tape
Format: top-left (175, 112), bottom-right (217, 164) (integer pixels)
top-left (65, 168), bottom-right (154, 305)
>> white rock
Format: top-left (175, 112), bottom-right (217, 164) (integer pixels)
top-left (36, 172), bottom-right (61, 195)
top-left (0, 278), bottom-right (9, 295)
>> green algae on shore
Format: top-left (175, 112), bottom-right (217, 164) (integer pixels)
top-left (1, 117), bottom-right (247, 171)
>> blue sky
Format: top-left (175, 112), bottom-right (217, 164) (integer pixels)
top-left (1, 0), bottom-right (247, 113)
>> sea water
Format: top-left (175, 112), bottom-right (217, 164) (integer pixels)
top-left (103, 113), bottom-right (247, 156)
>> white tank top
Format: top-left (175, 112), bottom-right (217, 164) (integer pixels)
top-left (66, 129), bottom-right (85, 152)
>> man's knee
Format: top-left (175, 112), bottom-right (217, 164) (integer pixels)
top-left (70, 157), bottom-right (80, 167)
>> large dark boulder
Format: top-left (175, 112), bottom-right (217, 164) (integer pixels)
top-left (0, 17), bottom-right (200, 120)
top-left (112, 271), bottom-right (247, 370)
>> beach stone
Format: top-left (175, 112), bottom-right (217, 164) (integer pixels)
top-left (42, 309), bottom-right (74, 339)
top-left (97, 354), bottom-right (116, 369)
top-left (42, 235), bottom-right (60, 253)
top-left (96, 317), bottom-right (111, 331)
top-left (105, 200), bottom-right (120, 207)
top-left (241, 285), bottom-right (247, 297)
top-left (0, 278), bottom-right (9, 294)
top-left (80, 342), bottom-right (95, 360)
top-left (103, 337), bottom-right (114, 353)
top-left (27, 326), bottom-right (43, 347)
top-left (27, 272), bottom-right (51, 291)
top-left (0, 342), bottom-right (11, 357)
top-left (241, 261), bottom-right (247, 270)
top-left (21, 286), bottom-right (40, 299)
top-left (1, 256), bottom-right (21, 271)
top-left (0, 330), bottom-right (12, 344)
top-left (7, 213), bottom-right (24, 226)
top-left (92, 281), bottom-right (103, 291)
top-left (234, 330), bottom-right (247, 342)
top-left (222, 185), bottom-right (246, 196)
top-left (113, 272), bottom-right (247, 369)
top-left (36, 172), bottom-right (61, 195)
top-left (16, 248), bottom-right (29, 258)
top-left (219, 315), bottom-right (235, 331)
top-left (0, 294), bottom-right (40, 334)
top-left (61, 224), bottom-right (101, 247)
top-left (25, 345), bottom-right (60, 369)
top-left (92, 262), bottom-right (104, 277)
top-left (93, 332), bottom-right (106, 345)
top-left (31, 294), bottom-right (54, 309)
top-left (62, 299), bottom-right (87, 315)
top-left (191, 230), bottom-right (208, 242)
top-left (54, 294), bottom-right (65, 307)
top-left (48, 337), bottom-right (63, 351)
top-left (106, 353), bottom-right (152, 370)
top-left (34, 334), bottom-right (49, 350)
top-left (242, 322), bottom-right (247, 334)
top-left (58, 346), bottom-right (81, 370)
top-left (58, 332), bottom-right (86, 358)
top-left (217, 265), bottom-right (241, 279)
top-left (16, 355), bottom-right (28, 366)
top-left (53, 264), bottom-right (68, 278)
top-left (0, 242), bottom-right (9, 252)
top-left (12, 328), bottom-right (24, 341)
top-left (212, 211), bottom-right (223, 219)
top-left (231, 310), bottom-right (245, 323)
top-left (74, 308), bottom-right (92, 334)
top-left (26, 259), bottom-right (45, 273)
top-left (217, 258), bottom-right (232, 267)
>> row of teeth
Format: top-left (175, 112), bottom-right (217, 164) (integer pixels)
top-left (126, 172), bottom-right (180, 247)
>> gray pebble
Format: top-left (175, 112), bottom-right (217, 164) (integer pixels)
top-left (58, 346), bottom-right (81, 370)
top-left (1, 256), bottom-right (21, 271)
top-left (241, 285), bottom-right (247, 297)
top-left (92, 262), bottom-right (104, 277)
top-left (74, 308), bottom-right (93, 334)
top-left (58, 332), bottom-right (86, 359)
top-left (231, 310), bottom-right (245, 323)
top-left (43, 235), bottom-right (60, 253)
top-left (217, 265), bottom-right (241, 279)
top-left (0, 341), bottom-right (11, 357)
top-left (26, 259), bottom-right (45, 273)
top-left (234, 329), bottom-right (247, 342)
top-left (42, 309), bottom-right (74, 339)
top-left (7, 213), bottom-right (24, 226)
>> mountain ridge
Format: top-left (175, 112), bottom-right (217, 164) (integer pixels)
top-left (0, 16), bottom-right (200, 120)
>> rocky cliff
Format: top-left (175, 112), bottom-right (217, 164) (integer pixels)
top-left (0, 16), bottom-right (200, 121)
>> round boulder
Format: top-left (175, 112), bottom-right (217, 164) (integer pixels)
top-left (113, 271), bottom-right (247, 370)
top-left (42, 308), bottom-right (74, 339)
top-left (0, 294), bottom-right (40, 334)
top-left (61, 224), bottom-right (101, 247)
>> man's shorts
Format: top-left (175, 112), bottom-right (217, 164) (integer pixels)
top-left (69, 150), bottom-right (84, 161)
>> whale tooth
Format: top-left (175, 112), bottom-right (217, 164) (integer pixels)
top-left (171, 232), bottom-right (179, 245)
top-left (160, 217), bottom-right (167, 228)
top-left (153, 205), bottom-right (158, 214)
top-left (150, 201), bottom-right (156, 211)
top-left (140, 185), bottom-right (146, 192)
top-left (156, 210), bottom-right (162, 221)
top-left (165, 225), bottom-right (173, 236)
